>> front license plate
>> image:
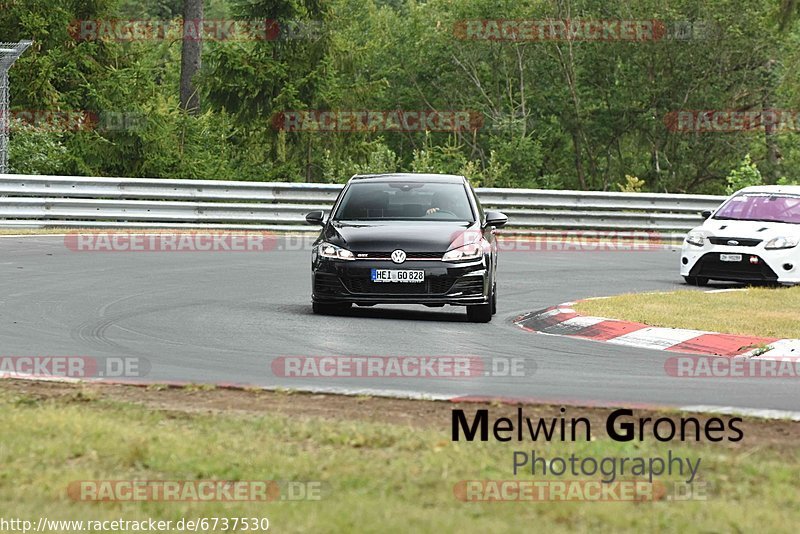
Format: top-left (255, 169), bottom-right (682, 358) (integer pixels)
top-left (371, 269), bottom-right (425, 283)
top-left (720, 254), bottom-right (743, 262)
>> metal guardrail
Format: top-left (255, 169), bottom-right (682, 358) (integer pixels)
top-left (0, 174), bottom-right (725, 236)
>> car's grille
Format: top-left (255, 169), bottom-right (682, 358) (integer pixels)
top-left (354, 251), bottom-right (443, 260)
top-left (708, 237), bottom-right (763, 247)
top-left (344, 276), bottom-right (456, 295)
top-left (691, 253), bottom-right (778, 281)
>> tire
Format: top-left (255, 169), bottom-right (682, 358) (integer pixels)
top-left (312, 301), bottom-right (352, 315)
top-left (491, 283), bottom-right (497, 315)
top-left (467, 302), bottom-right (492, 323)
top-left (683, 276), bottom-right (709, 287)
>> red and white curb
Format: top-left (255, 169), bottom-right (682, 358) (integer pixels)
top-left (513, 302), bottom-right (800, 360)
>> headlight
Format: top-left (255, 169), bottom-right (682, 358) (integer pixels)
top-left (685, 232), bottom-right (706, 247)
top-left (442, 242), bottom-right (484, 262)
top-left (318, 242), bottom-right (355, 260)
top-left (764, 237), bottom-right (799, 250)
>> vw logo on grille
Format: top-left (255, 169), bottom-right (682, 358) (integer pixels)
top-left (727, 240), bottom-right (740, 246)
top-left (391, 249), bottom-right (407, 264)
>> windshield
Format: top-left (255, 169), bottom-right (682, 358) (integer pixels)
top-left (333, 181), bottom-right (475, 222)
top-left (714, 193), bottom-right (800, 224)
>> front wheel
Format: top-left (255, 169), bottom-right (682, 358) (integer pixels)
top-left (491, 283), bottom-right (497, 315)
top-left (312, 301), bottom-right (352, 315)
top-left (683, 276), bottom-right (709, 287)
top-left (467, 302), bottom-right (492, 323)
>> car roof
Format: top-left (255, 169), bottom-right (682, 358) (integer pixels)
top-left (349, 173), bottom-right (467, 184)
top-left (737, 185), bottom-right (800, 195)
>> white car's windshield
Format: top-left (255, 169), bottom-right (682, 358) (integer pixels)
top-left (334, 182), bottom-right (475, 222)
top-left (714, 193), bottom-right (800, 224)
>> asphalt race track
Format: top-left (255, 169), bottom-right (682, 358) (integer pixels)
top-left (2, 235), bottom-right (798, 413)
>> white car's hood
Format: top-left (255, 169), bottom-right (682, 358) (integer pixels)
top-left (698, 218), bottom-right (800, 240)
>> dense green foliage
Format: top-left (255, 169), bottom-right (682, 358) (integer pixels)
top-left (3, 0), bottom-right (800, 192)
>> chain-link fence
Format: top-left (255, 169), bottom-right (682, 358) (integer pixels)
top-left (0, 40), bottom-right (32, 173)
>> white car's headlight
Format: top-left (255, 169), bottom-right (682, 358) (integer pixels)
top-left (442, 242), bottom-right (484, 262)
top-left (764, 237), bottom-right (799, 250)
top-left (685, 232), bottom-right (706, 247)
top-left (318, 242), bottom-right (355, 260)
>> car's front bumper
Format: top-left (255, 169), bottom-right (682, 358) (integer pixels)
top-left (681, 243), bottom-right (800, 283)
top-left (312, 257), bottom-right (490, 305)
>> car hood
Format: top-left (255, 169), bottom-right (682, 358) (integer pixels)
top-left (322, 221), bottom-right (479, 253)
top-left (699, 219), bottom-right (800, 240)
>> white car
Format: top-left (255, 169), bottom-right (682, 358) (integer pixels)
top-left (681, 185), bottom-right (800, 286)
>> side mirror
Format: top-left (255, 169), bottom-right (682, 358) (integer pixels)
top-left (305, 210), bottom-right (325, 225)
top-left (701, 210), bottom-right (713, 220)
top-left (484, 211), bottom-right (508, 228)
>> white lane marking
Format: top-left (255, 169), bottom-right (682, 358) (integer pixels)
top-left (680, 405), bottom-right (800, 422)
top-left (0, 373), bottom-right (83, 383)
top-left (558, 316), bottom-right (608, 329)
top-left (607, 327), bottom-right (709, 350)
top-left (262, 385), bottom-right (459, 401)
top-left (0, 234), bottom-right (68, 238)
top-left (704, 288), bottom-right (748, 294)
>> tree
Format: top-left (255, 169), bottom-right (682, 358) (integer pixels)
top-left (779, 0), bottom-right (798, 30)
top-left (180, 0), bottom-right (203, 114)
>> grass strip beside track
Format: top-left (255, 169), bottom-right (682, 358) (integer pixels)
top-left (575, 287), bottom-right (800, 339)
top-left (1, 380), bottom-right (799, 532)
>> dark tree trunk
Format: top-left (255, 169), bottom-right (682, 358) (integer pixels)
top-left (180, 0), bottom-right (203, 115)
top-left (762, 59), bottom-right (782, 183)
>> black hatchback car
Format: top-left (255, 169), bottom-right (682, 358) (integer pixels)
top-left (305, 173), bottom-right (507, 322)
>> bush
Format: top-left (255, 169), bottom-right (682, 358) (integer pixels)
top-left (726, 154), bottom-right (763, 193)
top-left (617, 175), bottom-right (646, 192)
top-left (8, 119), bottom-right (69, 175)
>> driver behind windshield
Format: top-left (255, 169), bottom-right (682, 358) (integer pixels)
top-left (426, 192), bottom-right (456, 215)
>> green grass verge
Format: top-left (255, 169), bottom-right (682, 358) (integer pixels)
top-left (1, 383), bottom-right (799, 532)
top-left (575, 287), bottom-right (800, 339)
